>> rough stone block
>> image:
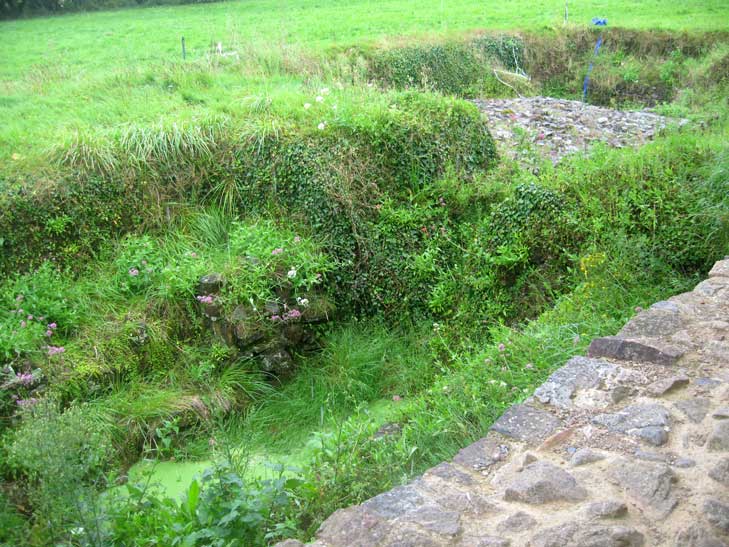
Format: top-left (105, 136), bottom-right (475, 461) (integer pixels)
top-left (362, 484), bottom-right (424, 519)
top-left (316, 506), bottom-right (390, 547)
top-left (675, 398), bottom-right (711, 423)
top-left (585, 500), bottom-right (628, 519)
top-left (490, 404), bottom-right (562, 444)
top-left (619, 308), bottom-right (684, 338)
top-left (503, 461), bottom-right (587, 504)
top-left (588, 336), bottom-right (684, 366)
top-left (496, 511), bottom-right (537, 532)
top-left (674, 524), bottom-right (727, 547)
top-left (708, 421), bottom-right (729, 451)
top-left (705, 499), bottom-right (729, 534)
top-left (609, 459), bottom-right (677, 518)
top-left (570, 448), bottom-right (606, 467)
top-left (592, 404), bottom-right (671, 446)
top-left (534, 356), bottom-right (617, 409)
top-left (708, 259), bottom-right (729, 278)
top-left (530, 523), bottom-right (645, 547)
top-left (647, 374), bottom-right (689, 396)
top-left (708, 458), bottom-right (729, 487)
top-left (452, 436), bottom-right (509, 471)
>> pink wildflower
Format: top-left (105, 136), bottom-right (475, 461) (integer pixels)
top-left (285, 309), bottom-right (302, 320)
top-left (294, 236), bottom-right (301, 243)
top-left (27, 314), bottom-right (33, 320)
top-left (16, 373), bottom-right (33, 386)
top-left (196, 295), bottom-right (215, 305)
top-left (270, 315), bottom-right (281, 322)
top-left (20, 321), bottom-right (26, 328)
top-left (129, 268), bottom-right (139, 276)
top-left (45, 330), bottom-right (53, 337)
top-left (271, 248), bottom-right (284, 256)
top-left (498, 343), bottom-right (506, 352)
top-left (47, 346), bottom-right (65, 357)
top-left (49, 323), bottom-right (57, 330)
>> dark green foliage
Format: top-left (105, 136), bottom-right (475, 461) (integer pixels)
top-left (1, 0), bottom-right (221, 19)
top-left (105, 461), bottom-right (297, 546)
top-left (553, 136), bottom-right (727, 272)
top-left (2, 24), bottom-right (729, 547)
top-left (369, 36), bottom-right (524, 95)
top-left (0, 174), bottom-right (143, 280)
top-left (0, 491), bottom-right (25, 545)
top-left (2, 401), bottom-right (113, 544)
top-left (522, 29), bottom-right (729, 106)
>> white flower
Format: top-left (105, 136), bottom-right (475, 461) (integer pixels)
top-left (317, 122), bottom-right (326, 130)
top-left (332, 104), bottom-right (338, 111)
top-left (304, 103), bottom-right (311, 109)
top-left (296, 297), bottom-right (310, 307)
top-left (287, 268), bottom-right (297, 279)
top-left (316, 95), bottom-right (324, 103)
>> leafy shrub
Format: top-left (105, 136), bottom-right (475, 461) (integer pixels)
top-left (3, 401), bottom-right (113, 544)
top-left (369, 36), bottom-right (525, 95)
top-left (104, 460), bottom-right (298, 546)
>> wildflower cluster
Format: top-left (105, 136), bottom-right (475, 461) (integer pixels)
top-left (270, 308), bottom-right (303, 322)
top-left (302, 87), bottom-right (335, 131)
top-left (1, 365), bottom-right (43, 417)
top-left (1, 291), bottom-right (64, 362)
top-left (16, 372), bottom-right (34, 385)
top-left (196, 294), bottom-right (216, 305)
top-left (47, 346), bottom-right (66, 357)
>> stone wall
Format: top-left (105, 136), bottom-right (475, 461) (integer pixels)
top-left (278, 258), bottom-right (729, 547)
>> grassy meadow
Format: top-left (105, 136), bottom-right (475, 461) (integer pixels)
top-left (1, 0), bottom-right (729, 545)
top-left (2, 0), bottom-right (729, 168)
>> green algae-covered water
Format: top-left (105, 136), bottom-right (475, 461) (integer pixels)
top-left (126, 399), bottom-right (399, 500)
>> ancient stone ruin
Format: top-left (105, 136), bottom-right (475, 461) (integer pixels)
top-left (279, 258), bottom-right (729, 546)
top-left (196, 273), bottom-right (331, 377)
top-left (472, 97), bottom-right (688, 165)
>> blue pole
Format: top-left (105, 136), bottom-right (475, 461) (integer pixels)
top-left (583, 18), bottom-right (608, 103)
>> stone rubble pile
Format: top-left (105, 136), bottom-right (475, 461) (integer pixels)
top-left (471, 97), bottom-right (688, 165)
top-left (280, 258), bottom-right (729, 547)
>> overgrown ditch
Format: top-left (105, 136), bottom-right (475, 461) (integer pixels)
top-left (1, 28), bottom-right (728, 546)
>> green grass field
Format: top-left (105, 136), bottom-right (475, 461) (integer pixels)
top-left (2, 0), bottom-right (729, 168)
